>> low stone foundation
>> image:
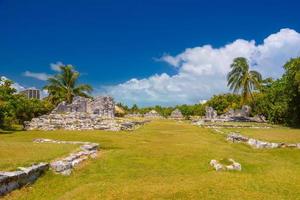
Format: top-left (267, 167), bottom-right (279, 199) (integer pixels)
top-left (25, 113), bottom-right (121, 131)
top-left (34, 138), bottom-right (99, 175)
top-left (227, 133), bottom-right (300, 149)
top-left (25, 113), bottom-right (149, 131)
top-left (0, 163), bottom-right (49, 196)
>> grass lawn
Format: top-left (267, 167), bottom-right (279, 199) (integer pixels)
top-left (1, 120), bottom-right (300, 199)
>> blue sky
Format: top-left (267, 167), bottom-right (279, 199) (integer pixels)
top-left (1, 0), bottom-right (300, 106)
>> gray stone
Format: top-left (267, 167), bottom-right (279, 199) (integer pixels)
top-left (210, 159), bottom-right (241, 171)
top-left (144, 110), bottom-right (163, 119)
top-left (0, 163), bottom-right (49, 197)
top-left (169, 109), bottom-right (184, 120)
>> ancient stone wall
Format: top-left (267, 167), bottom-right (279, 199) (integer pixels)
top-left (169, 109), bottom-right (184, 120)
top-left (144, 110), bottom-right (163, 119)
top-left (0, 163), bottom-right (49, 196)
top-left (25, 113), bottom-right (121, 131)
top-left (52, 96), bottom-right (115, 118)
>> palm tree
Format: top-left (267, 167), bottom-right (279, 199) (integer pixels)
top-left (227, 57), bottom-right (262, 104)
top-left (44, 65), bottom-right (92, 104)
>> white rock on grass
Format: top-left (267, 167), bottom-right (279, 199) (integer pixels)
top-left (210, 159), bottom-right (242, 172)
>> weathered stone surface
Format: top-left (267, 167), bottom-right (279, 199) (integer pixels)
top-left (53, 96), bottom-right (115, 118)
top-left (144, 110), bottom-right (163, 119)
top-left (201, 105), bottom-right (267, 123)
top-left (24, 96), bottom-right (133, 131)
top-left (205, 107), bottom-right (217, 121)
top-left (210, 159), bottom-right (241, 171)
top-left (0, 163), bottom-right (49, 196)
top-left (226, 132), bottom-right (299, 150)
top-left (169, 109), bottom-right (184, 120)
top-left (34, 138), bottom-right (100, 176)
top-left (25, 112), bottom-right (146, 131)
top-left (227, 133), bottom-right (249, 143)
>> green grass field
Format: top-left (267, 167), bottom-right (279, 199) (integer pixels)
top-left (1, 120), bottom-right (300, 200)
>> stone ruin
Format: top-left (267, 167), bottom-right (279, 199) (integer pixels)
top-left (203, 105), bottom-right (266, 123)
top-left (169, 109), bottom-right (184, 120)
top-left (0, 163), bottom-right (49, 196)
top-left (53, 96), bottom-right (115, 118)
top-left (205, 106), bottom-right (218, 120)
top-left (34, 138), bottom-right (99, 175)
top-left (25, 96), bottom-right (147, 131)
top-left (144, 110), bottom-right (163, 119)
top-left (227, 133), bottom-right (300, 149)
top-left (0, 138), bottom-right (101, 197)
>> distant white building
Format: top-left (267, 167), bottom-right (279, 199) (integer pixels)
top-left (20, 89), bottom-right (40, 100)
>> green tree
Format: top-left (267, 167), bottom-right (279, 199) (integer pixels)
top-left (44, 65), bottom-right (92, 104)
top-left (206, 93), bottom-right (241, 115)
top-left (227, 57), bottom-right (262, 104)
top-left (282, 58), bottom-right (300, 126)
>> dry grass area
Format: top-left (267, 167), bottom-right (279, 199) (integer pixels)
top-left (1, 120), bottom-right (300, 199)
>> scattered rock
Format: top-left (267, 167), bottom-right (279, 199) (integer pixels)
top-left (210, 159), bottom-right (241, 171)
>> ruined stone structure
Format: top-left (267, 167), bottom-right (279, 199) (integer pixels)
top-left (227, 133), bottom-right (300, 149)
top-left (25, 95), bottom-right (148, 131)
top-left (144, 110), bottom-right (163, 119)
top-left (0, 163), bottom-right (49, 196)
top-left (169, 109), bottom-right (184, 120)
top-left (34, 138), bottom-right (99, 175)
top-left (53, 96), bottom-right (115, 118)
top-left (25, 96), bottom-right (124, 131)
top-left (25, 112), bottom-right (120, 131)
top-left (205, 107), bottom-right (218, 121)
top-left (203, 105), bottom-right (265, 123)
top-left (222, 105), bottom-right (251, 119)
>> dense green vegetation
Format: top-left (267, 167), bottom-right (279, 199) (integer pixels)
top-left (0, 79), bottom-right (53, 129)
top-left (1, 120), bottom-right (300, 199)
top-left (0, 65), bottom-right (93, 129)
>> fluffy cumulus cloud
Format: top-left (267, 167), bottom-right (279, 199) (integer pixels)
top-left (104, 28), bottom-right (300, 106)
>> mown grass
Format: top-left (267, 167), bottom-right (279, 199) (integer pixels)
top-left (1, 120), bottom-right (300, 199)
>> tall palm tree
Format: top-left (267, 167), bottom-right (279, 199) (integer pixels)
top-left (227, 57), bottom-right (262, 104)
top-left (44, 65), bottom-right (92, 104)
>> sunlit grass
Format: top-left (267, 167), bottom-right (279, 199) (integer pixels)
top-left (1, 120), bottom-right (300, 199)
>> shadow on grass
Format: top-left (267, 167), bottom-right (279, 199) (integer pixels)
top-left (0, 128), bottom-right (24, 134)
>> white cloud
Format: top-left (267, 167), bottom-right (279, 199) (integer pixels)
top-left (1, 76), bottom-right (25, 92)
top-left (103, 28), bottom-right (300, 106)
top-left (23, 71), bottom-right (51, 81)
top-left (50, 61), bottom-right (64, 72)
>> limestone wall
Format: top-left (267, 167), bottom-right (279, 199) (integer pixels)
top-left (52, 96), bottom-right (115, 118)
top-left (25, 113), bottom-right (121, 131)
top-left (0, 163), bottom-right (49, 196)
top-left (169, 109), bottom-right (184, 120)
